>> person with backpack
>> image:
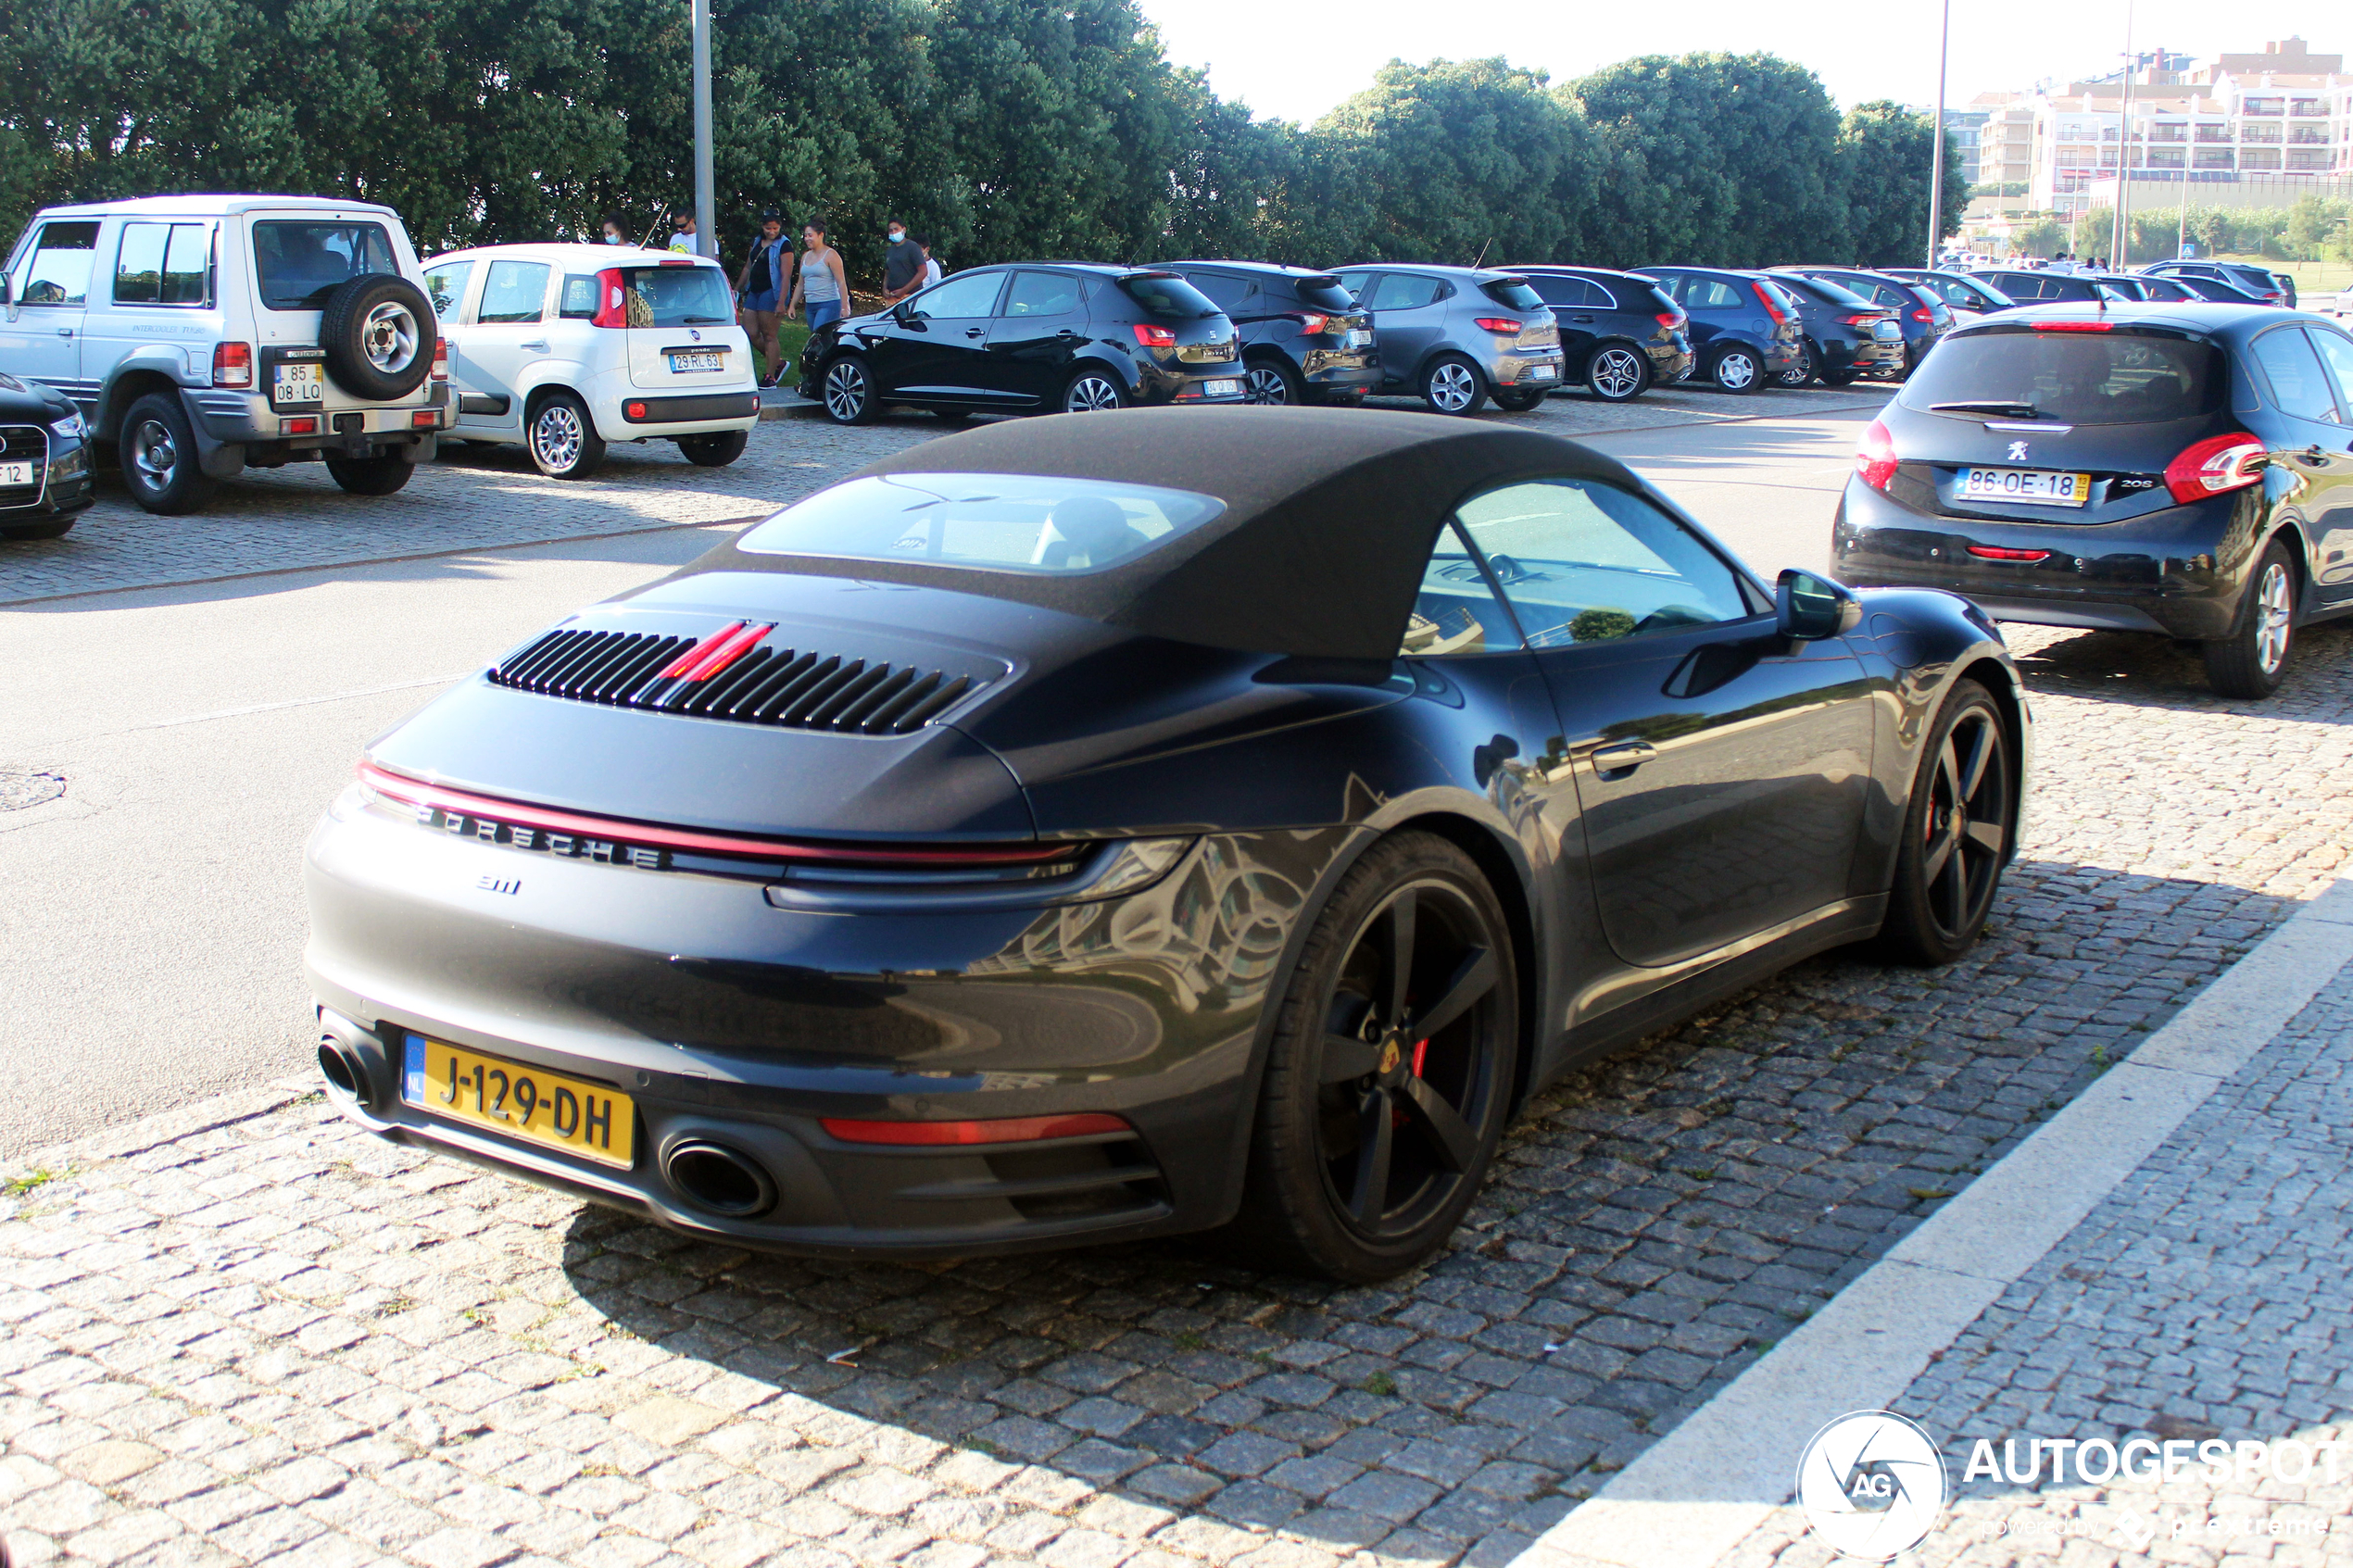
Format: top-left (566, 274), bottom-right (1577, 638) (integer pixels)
top-left (735, 210), bottom-right (791, 386)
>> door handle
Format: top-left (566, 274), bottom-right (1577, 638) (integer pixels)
top-left (57, 328), bottom-right (73, 337)
top-left (1056, 329), bottom-right (1078, 338)
top-left (521, 340), bottom-right (549, 351)
top-left (1569, 315), bottom-right (1594, 323)
top-left (966, 327), bottom-right (985, 338)
top-left (1588, 740), bottom-right (1657, 779)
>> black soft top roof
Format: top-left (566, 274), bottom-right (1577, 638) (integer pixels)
top-left (690, 407), bottom-right (1643, 659)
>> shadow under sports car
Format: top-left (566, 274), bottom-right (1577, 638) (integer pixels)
top-left (306, 408), bottom-right (2032, 1281)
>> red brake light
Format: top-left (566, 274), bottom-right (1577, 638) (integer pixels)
top-left (1751, 282), bottom-right (1788, 324)
top-left (2164, 434), bottom-right (2268, 506)
top-left (821, 1113), bottom-right (1132, 1147)
top-left (1475, 317), bottom-right (1524, 334)
top-left (1296, 312), bottom-right (1329, 334)
top-left (1655, 311), bottom-right (1685, 331)
top-left (1132, 323), bottom-right (1176, 349)
top-left (212, 342), bottom-right (253, 388)
top-left (591, 268), bottom-right (628, 329)
top-left (430, 333), bottom-right (448, 383)
top-left (1856, 419), bottom-right (1898, 492)
top-left (2032, 320), bottom-right (2112, 332)
top-left (1967, 546), bottom-right (2053, 562)
top-left (1910, 307), bottom-right (1934, 322)
top-left (1841, 314), bottom-right (1876, 328)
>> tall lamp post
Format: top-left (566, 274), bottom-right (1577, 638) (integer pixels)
top-left (691, 0), bottom-right (716, 259)
top-left (1925, 0), bottom-right (1950, 268)
top-left (2111, 0), bottom-right (2135, 268)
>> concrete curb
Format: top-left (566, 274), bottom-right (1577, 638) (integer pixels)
top-left (1508, 877), bottom-right (2353, 1568)
top-left (1, 1074), bottom-right (320, 1185)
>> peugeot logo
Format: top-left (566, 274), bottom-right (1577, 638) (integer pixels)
top-left (2006, 440), bottom-right (2030, 462)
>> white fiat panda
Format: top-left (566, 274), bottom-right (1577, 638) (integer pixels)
top-left (421, 244), bottom-right (760, 478)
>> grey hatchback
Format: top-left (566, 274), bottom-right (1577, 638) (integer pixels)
top-left (1329, 265), bottom-right (1565, 414)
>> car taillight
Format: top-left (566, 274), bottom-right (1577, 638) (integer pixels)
top-left (1475, 317), bottom-right (1524, 334)
top-left (212, 342), bottom-right (253, 388)
top-left (1296, 312), bottom-right (1329, 334)
top-left (2032, 320), bottom-right (2111, 332)
top-left (820, 1113), bottom-right (1133, 1147)
top-left (1655, 311), bottom-right (1686, 331)
top-left (2164, 433), bottom-right (2268, 505)
top-left (1752, 282), bottom-right (1787, 324)
top-left (1132, 323), bottom-right (1176, 349)
top-left (1910, 307), bottom-right (1935, 323)
top-left (1968, 546), bottom-right (2052, 561)
top-left (1856, 419), bottom-right (1898, 492)
top-left (1841, 314), bottom-right (1877, 328)
top-left (430, 333), bottom-right (448, 383)
top-left (591, 267), bottom-right (629, 329)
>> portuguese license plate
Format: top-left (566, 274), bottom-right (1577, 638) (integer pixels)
top-left (0, 461), bottom-right (31, 486)
top-left (274, 362), bottom-right (325, 403)
top-left (1873, 321), bottom-right (1903, 340)
top-left (1202, 378), bottom-right (1239, 397)
top-left (1346, 329), bottom-right (1373, 348)
top-left (667, 349), bottom-right (724, 372)
top-left (402, 1034), bottom-right (636, 1168)
top-left (1527, 363), bottom-right (1558, 381)
top-left (1960, 467), bottom-right (2093, 507)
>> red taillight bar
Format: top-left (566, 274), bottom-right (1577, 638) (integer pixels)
top-left (821, 1112), bottom-right (1133, 1146)
top-left (1967, 546), bottom-right (2052, 561)
top-left (356, 760), bottom-right (1079, 867)
top-left (2032, 320), bottom-right (2112, 332)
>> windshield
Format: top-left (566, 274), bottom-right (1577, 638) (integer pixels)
top-left (1120, 274), bottom-right (1222, 319)
top-left (735, 473), bottom-right (1227, 574)
top-left (1902, 327), bottom-right (2227, 425)
top-left (252, 220), bottom-right (397, 310)
top-left (1482, 278), bottom-right (1547, 311)
top-left (1294, 275), bottom-right (1358, 311)
top-left (621, 265), bottom-right (733, 326)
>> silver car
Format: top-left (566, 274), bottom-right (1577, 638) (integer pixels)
top-left (1330, 264), bottom-right (1564, 415)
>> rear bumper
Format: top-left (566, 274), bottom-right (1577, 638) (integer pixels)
top-left (1831, 477), bottom-right (2251, 640)
top-left (184, 386), bottom-right (446, 471)
top-left (616, 391), bottom-right (761, 424)
top-left (1484, 346), bottom-right (1567, 388)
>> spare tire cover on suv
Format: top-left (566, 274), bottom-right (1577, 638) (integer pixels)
top-left (319, 274), bottom-right (435, 400)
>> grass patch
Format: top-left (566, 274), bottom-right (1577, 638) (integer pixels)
top-left (1172, 1330), bottom-right (1209, 1351)
top-left (4, 1167), bottom-right (67, 1198)
top-left (377, 1297), bottom-right (418, 1317)
top-left (1907, 1186), bottom-right (1953, 1202)
top-left (1362, 1371), bottom-right (1398, 1397)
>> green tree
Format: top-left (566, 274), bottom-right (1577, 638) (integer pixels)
top-left (1838, 101), bottom-right (1966, 267)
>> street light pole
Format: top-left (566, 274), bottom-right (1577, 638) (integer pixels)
top-left (691, 0), bottom-right (716, 260)
top-left (1926, 0), bottom-right (1950, 269)
top-left (2111, 0), bottom-right (2134, 268)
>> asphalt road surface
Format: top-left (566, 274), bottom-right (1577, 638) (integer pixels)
top-left (0, 398), bottom-right (1881, 1158)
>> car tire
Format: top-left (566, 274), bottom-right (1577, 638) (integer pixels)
top-left (323, 453), bottom-right (415, 495)
top-left (318, 274), bottom-right (435, 401)
top-left (1420, 354), bottom-right (1488, 416)
top-left (677, 430), bottom-right (749, 467)
top-left (1584, 344), bottom-right (1651, 403)
top-left (1774, 340), bottom-right (1817, 389)
top-left (1241, 358), bottom-right (1306, 406)
top-left (0, 519), bottom-right (74, 541)
top-left (1491, 386), bottom-right (1545, 412)
top-left (818, 356), bottom-right (878, 425)
top-left (525, 391), bottom-right (606, 479)
top-left (1228, 830), bottom-right (1519, 1282)
top-left (1062, 370), bottom-right (1128, 414)
top-left (118, 393), bottom-right (218, 515)
top-left (2203, 538), bottom-right (2297, 699)
top-left (1709, 345), bottom-right (1762, 395)
top-left (1876, 679), bottom-right (2013, 966)
top-left (1820, 367), bottom-right (1859, 387)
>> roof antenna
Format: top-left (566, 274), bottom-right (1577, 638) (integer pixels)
top-left (1471, 237), bottom-right (1492, 270)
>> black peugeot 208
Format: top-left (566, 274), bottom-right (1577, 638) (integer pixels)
top-left (1834, 302), bottom-right (2353, 697)
top-left (803, 263), bottom-right (1246, 422)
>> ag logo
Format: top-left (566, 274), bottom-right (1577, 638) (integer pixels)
top-left (2006, 440), bottom-right (2031, 461)
top-left (1794, 1410), bottom-right (1946, 1560)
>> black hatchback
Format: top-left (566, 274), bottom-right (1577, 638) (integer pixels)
top-left (1776, 268), bottom-right (1952, 376)
top-left (1969, 269), bottom-right (2133, 307)
top-left (1760, 272), bottom-right (1903, 387)
top-left (1503, 265), bottom-right (1694, 402)
top-left (1153, 261), bottom-right (1378, 407)
top-left (1833, 303), bottom-right (2353, 697)
top-left (801, 264), bottom-right (1245, 423)
top-left (1632, 268), bottom-right (1806, 394)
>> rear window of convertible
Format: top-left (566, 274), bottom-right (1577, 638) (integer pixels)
top-left (735, 473), bottom-right (1227, 574)
top-left (1900, 326), bottom-right (2226, 425)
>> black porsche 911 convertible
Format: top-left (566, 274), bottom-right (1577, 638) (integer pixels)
top-left (306, 408), bottom-right (2032, 1281)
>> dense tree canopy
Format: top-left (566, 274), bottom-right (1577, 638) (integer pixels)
top-left (0, 0), bottom-right (1963, 284)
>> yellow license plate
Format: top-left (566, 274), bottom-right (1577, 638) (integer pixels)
top-left (402, 1034), bottom-right (636, 1168)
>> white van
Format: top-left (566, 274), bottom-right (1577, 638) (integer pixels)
top-left (0, 194), bottom-right (447, 513)
top-left (422, 243), bottom-right (758, 477)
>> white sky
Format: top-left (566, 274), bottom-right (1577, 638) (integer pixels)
top-left (1134, 1), bottom-right (2338, 124)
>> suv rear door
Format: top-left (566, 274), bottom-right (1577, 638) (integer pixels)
top-left (2, 218), bottom-right (101, 403)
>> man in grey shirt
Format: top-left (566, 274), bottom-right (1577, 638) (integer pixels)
top-left (882, 218), bottom-right (923, 302)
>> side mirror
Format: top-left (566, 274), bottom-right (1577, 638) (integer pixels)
top-left (892, 301), bottom-right (917, 327)
top-left (1776, 569), bottom-right (1862, 640)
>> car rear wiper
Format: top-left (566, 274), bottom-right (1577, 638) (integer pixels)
top-left (681, 315), bottom-right (731, 324)
top-left (1931, 400), bottom-right (2041, 418)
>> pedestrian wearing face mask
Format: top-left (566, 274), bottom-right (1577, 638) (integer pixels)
top-left (735, 211), bottom-right (791, 386)
top-left (600, 217), bottom-right (629, 246)
top-left (881, 219), bottom-right (923, 303)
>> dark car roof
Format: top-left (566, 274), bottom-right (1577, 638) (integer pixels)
top-left (1333, 263), bottom-right (1533, 283)
top-left (1947, 300), bottom-right (2292, 341)
top-left (691, 408), bottom-right (1648, 660)
top-left (1157, 260), bottom-right (1345, 280)
top-left (956, 262), bottom-right (1167, 277)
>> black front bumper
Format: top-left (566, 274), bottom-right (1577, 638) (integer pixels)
top-left (1832, 477), bottom-right (2252, 639)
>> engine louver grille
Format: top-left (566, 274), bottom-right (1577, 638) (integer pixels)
top-left (489, 628), bottom-right (986, 735)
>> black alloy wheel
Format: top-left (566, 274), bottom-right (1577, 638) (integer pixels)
top-left (1709, 345), bottom-right (1762, 395)
top-left (678, 430), bottom-right (749, 467)
top-left (119, 392), bottom-right (218, 515)
top-left (1879, 680), bottom-right (2011, 965)
top-left (1585, 344), bottom-right (1650, 403)
top-left (1233, 831), bottom-right (1517, 1281)
top-left (323, 453), bottom-right (415, 495)
top-left (1775, 340), bottom-right (1817, 388)
top-left (1241, 358), bottom-right (1305, 406)
top-left (819, 357), bottom-right (877, 424)
top-left (2203, 538), bottom-right (2297, 699)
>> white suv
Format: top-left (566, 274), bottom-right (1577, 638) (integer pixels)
top-left (0, 194), bottom-right (448, 513)
top-left (422, 244), bottom-right (758, 477)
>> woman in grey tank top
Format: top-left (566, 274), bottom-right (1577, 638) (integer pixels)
top-left (790, 220), bottom-right (850, 332)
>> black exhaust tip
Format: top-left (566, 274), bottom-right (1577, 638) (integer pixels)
top-left (663, 1140), bottom-right (777, 1218)
top-left (317, 1037), bottom-right (371, 1108)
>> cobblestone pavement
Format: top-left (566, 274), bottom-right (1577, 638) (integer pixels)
top-left (0, 384), bottom-right (1885, 606)
top-left (6, 611), bottom-right (2353, 1568)
top-left (1719, 956), bottom-right (2353, 1567)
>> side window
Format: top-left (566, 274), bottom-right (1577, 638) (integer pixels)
top-left (558, 273), bottom-right (600, 320)
top-left (160, 223), bottom-right (209, 305)
top-left (2306, 328), bottom-right (2353, 421)
top-left (1188, 272), bottom-right (1250, 310)
top-left (1686, 278), bottom-right (1745, 311)
top-left (1369, 273), bottom-right (1442, 310)
top-left (1400, 521), bottom-right (1522, 657)
top-left (2253, 328), bottom-right (2342, 424)
top-left (1001, 270), bottom-right (1086, 318)
top-left (911, 269), bottom-right (1004, 319)
top-left (15, 221), bottom-right (99, 306)
top-left (1332, 270), bottom-right (1373, 302)
top-left (1453, 478), bottom-right (1754, 648)
top-left (423, 261), bottom-right (473, 320)
top-left (1569, 278), bottom-right (1612, 308)
top-left (476, 260), bottom-right (550, 324)
top-left (114, 221), bottom-right (169, 304)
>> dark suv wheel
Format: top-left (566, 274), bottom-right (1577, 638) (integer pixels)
top-left (319, 275), bottom-right (435, 401)
top-left (119, 393), bottom-right (218, 515)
